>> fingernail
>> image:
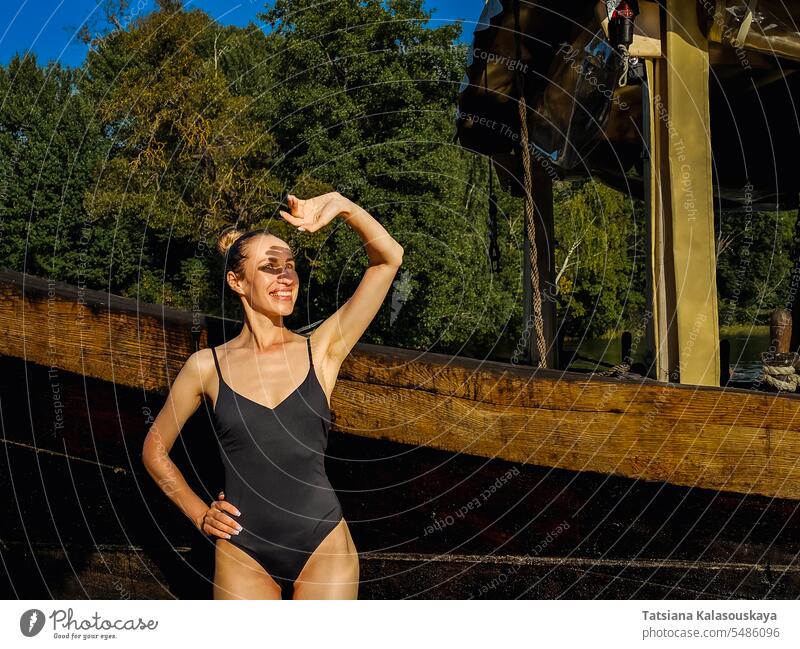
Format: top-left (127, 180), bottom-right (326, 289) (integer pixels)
top-left (235, 509), bottom-right (241, 516)
top-left (236, 523), bottom-right (243, 531)
top-left (225, 533), bottom-right (231, 539)
top-left (234, 529), bottom-right (240, 534)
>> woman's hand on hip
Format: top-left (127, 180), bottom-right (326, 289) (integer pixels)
top-left (279, 192), bottom-right (351, 233)
top-left (196, 491), bottom-right (242, 539)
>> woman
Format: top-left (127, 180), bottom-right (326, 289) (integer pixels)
top-left (142, 192), bottom-right (403, 599)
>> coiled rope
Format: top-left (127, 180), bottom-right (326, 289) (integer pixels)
top-left (761, 352), bottom-right (800, 391)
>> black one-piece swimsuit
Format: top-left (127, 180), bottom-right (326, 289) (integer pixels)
top-left (210, 337), bottom-right (344, 599)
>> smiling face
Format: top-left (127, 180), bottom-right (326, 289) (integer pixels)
top-left (226, 233), bottom-right (298, 317)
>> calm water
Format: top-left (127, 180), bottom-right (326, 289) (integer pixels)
top-left (562, 327), bottom-right (770, 383)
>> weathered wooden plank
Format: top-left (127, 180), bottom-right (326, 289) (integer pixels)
top-left (330, 374), bottom-right (800, 498)
top-left (0, 270), bottom-right (208, 394)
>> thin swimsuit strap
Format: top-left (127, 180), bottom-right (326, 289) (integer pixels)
top-left (305, 335), bottom-right (314, 367)
top-left (210, 345), bottom-right (223, 381)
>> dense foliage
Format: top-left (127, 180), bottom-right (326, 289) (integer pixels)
top-left (2, 0), bottom-right (780, 361)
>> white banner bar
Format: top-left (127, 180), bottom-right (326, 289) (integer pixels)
top-left (2, 599), bottom-right (798, 648)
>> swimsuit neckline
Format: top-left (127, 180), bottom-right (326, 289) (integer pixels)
top-left (212, 342), bottom-right (330, 415)
top-left (214, 361), bottom-right (315, 415)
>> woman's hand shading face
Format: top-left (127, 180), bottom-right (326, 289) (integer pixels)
top-left (279, 192), bottom-right (348, 233)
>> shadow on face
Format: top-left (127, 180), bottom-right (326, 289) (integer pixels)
top-left (231, 234), bottom-right (299, 317)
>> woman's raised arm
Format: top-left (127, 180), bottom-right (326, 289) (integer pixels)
top-left (280, 192), bottom-right (404, 364)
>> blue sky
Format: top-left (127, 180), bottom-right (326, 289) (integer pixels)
top-left (0, 0), bottom-right (482, 68)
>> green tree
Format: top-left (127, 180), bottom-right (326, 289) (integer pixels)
top-left (256, 0), bottom-right (523, 351)
top-left (80, 4), bottom-right (283, 307)
top-left (552, 180), bottom-right (646, 339)
top-left (716, 208), bottom-right (796, 325)
top-left (1, 2), bottom-right (669, 361)
top-left (0, 54), bottom-right (114, 286)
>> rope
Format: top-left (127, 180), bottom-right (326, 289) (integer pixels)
top-left (513, 0), bottom-right (546, 367)
top-left (763, 372), bottom-right (800, 392)
top-left (598, 361), bottom-right (631, 377)
top-left (763, 364), bottom-right (795, 376)
top-left (518, 94), bottom-right (548, 368)
top-left (761, 351), bottom-right (800, 391)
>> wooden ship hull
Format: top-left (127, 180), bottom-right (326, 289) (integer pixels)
top-left (1, 269), bottom-right (798, 599)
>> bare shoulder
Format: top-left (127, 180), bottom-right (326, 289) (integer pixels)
top-left (187, 347), bottom-right (216, 370)
top-left (144, 348), bottom-right (215, 432)
top-left (177, 348), bottom-right (217, 399)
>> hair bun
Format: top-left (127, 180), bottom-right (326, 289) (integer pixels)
top-left (216, 227), bottom-right (245, 255)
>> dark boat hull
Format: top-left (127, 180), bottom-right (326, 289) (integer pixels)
top-left (2, 355), bottom-right (798, 599)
